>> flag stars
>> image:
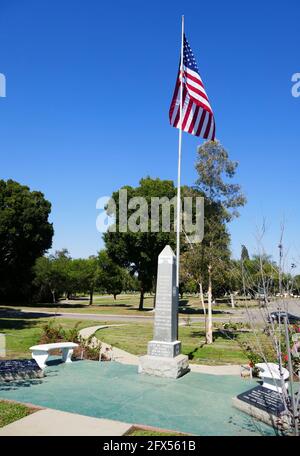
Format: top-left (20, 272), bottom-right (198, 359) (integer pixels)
top-left (182, 37), bottom-right (200, 72)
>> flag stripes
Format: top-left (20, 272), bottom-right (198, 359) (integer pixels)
top-left (169, 35), bottom-right (215, 141)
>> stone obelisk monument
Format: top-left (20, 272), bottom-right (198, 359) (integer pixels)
top-left (138, 245), bottom-right (189, 378)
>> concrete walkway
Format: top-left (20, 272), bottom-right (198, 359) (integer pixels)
top-left (189, 364), bottom-right (241, 375)
top-left (0, 408), bottom-right (132, 436)
top-left (79, 324), bottom-right (125, 339)
top-left (79, 325), bottom-right (139, 365)
top-left (79, 325), bottom-right (242, 374)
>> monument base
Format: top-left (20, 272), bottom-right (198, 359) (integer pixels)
top-left (147, 340), bottom-right (181, 358)
top-left (138, 354), bottom-right (189, 379)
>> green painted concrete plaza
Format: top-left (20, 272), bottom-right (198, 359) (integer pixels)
top-left (0, 360), bottom-right (276, 436)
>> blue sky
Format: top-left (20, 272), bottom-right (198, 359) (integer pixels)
top-left (0, 0), bottom-right (299, 272)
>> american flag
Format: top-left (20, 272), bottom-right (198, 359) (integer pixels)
top-left (169, 34), bottom-right (215, 140)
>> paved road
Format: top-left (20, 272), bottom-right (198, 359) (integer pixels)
top-left (21, 309), bottom-right (243, 324)
top-left (19, 299), bottom-right (300, 325)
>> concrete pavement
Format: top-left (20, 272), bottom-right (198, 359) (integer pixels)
top-left (0, 408), bottom-right (132, 436)
top-left (79, 324), bottom-right (139, 365)
top-left (189, 364), bottom-right (241, 375)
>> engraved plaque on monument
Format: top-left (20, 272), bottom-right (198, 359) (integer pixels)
top-left (138, 245), bottom-right (189, 378)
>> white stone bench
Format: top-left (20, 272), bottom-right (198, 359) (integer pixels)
top-left (30, 342), bottom-right (79, 369)
top-left (255, 362), bottom-right (289, 393)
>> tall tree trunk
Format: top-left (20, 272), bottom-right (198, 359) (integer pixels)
top-left (139, 286), bottom-right (144, 311)
top-left (89, 289), bottom-right (94, 305)
top-left (153, 277), bottom-right (157, 309)
top-left (113, 294), bottom-right (117, 300)
top-left (207, 265), bottom-right (213, 344)
top-left (241, 260), bottom-right (246, 296)
top-left (199, 282), bottom-right (208, 342)
top-left (230, 293), bottom-right (235, 308)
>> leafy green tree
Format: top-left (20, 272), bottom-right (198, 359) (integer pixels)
top-left (241, 254), bottom-right (287, 298)
top-left (70, 257), bottom-right (99, 305)
top-left (293, 275), bottom-right (300, 296)
top-left (226, 259), bottom-right (243, 307)
top-left (33, 256), bottom-right (57, 303)
top-left (33, 249), bottom-right (72, 303)
top-left (240, 245), bottom-right (250, 296)
top-left (180, 187), bottom-right (233, 340)
top-left (98, 250), bottom-right (126, 300)
top-left (122, 270), bottom-right (139, 293)
top-left (194, 141), bottom-right (246, 343)
top-left (0, 179), bottom-right (53, 302)
top-left (241, 245), bottom-right (250, 261)
top-left (180, 243), bottom-right (207, 333)
top-left (103, 177), bottom-right (177, 310)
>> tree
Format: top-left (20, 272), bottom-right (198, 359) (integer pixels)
top-left (122, 270), bottom-right (140, 293)
top-left (98, 250), bottom-right (125, 300)
top-left (180, 244), bottom-right (207, 334)
top-left (226, 260), bottom-right (242, 308)
top-left (241, 245), bottom-right (250, 261)
top-left (293, 275), bottom-right (300, 296)
top-left (180, 186), bottom-right (232, 341)
top-left (194, 141), bottom-right (246, 343)
top-left (34, 252), bottom-right (104, 304)
top-left (0, 179), bottom-right (53, 302)
top-left (241, 254), bottom-right (285, 298)
top-left (70, 257), bottom-right (99, 305)
top-left (103, 177), bottom-right (177, 310)
top-left (33, 256), bottom-right (56, 303)
top-left (33, 249), bottom-right (72, 303)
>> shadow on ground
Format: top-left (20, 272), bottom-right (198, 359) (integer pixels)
top-left (0, 302), bottom-right (155, 311)
top-left (0, 378), bottom-right (44, 392)
top-left (189, 329), bottom-right (238, 341)
top-left (0, 308), bottom-right (54, 320)
top-left (179, 307), bottom-right (232, 315)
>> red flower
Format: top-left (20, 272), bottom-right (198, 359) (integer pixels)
top-left (283, 354), bottom-right (289, 362)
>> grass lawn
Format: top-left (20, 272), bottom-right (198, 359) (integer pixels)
top-left (127, 427), bottom-right (186, 436)
top-left (0, 293), bottom-right (255, 317)
top-left (0, 296), bottom-right (154, 316)
top-left (0, 295), bottom-right (250, 363)
top-left (0, 316), bottom-right (120, 359)
top-left (95, 322), bottom-right (249, 365)
top-left (0, 400), bottom-right (36, 427)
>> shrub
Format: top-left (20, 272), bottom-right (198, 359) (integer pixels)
top-left (74, 335), bottom-right (102, 361)
top-left (40, 320), bottom-right (66, 344)
top-left (222, 321), bottom-right (251, 331)
top-left (65, 322), bottom-right (81, 343)
top-left (39, 320), bottom-right (102, 361)
top-left (238, 331), bottom-right (277, 375)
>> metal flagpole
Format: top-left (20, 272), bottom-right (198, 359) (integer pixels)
top-left (176, 15), bottom-right (184, 290)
